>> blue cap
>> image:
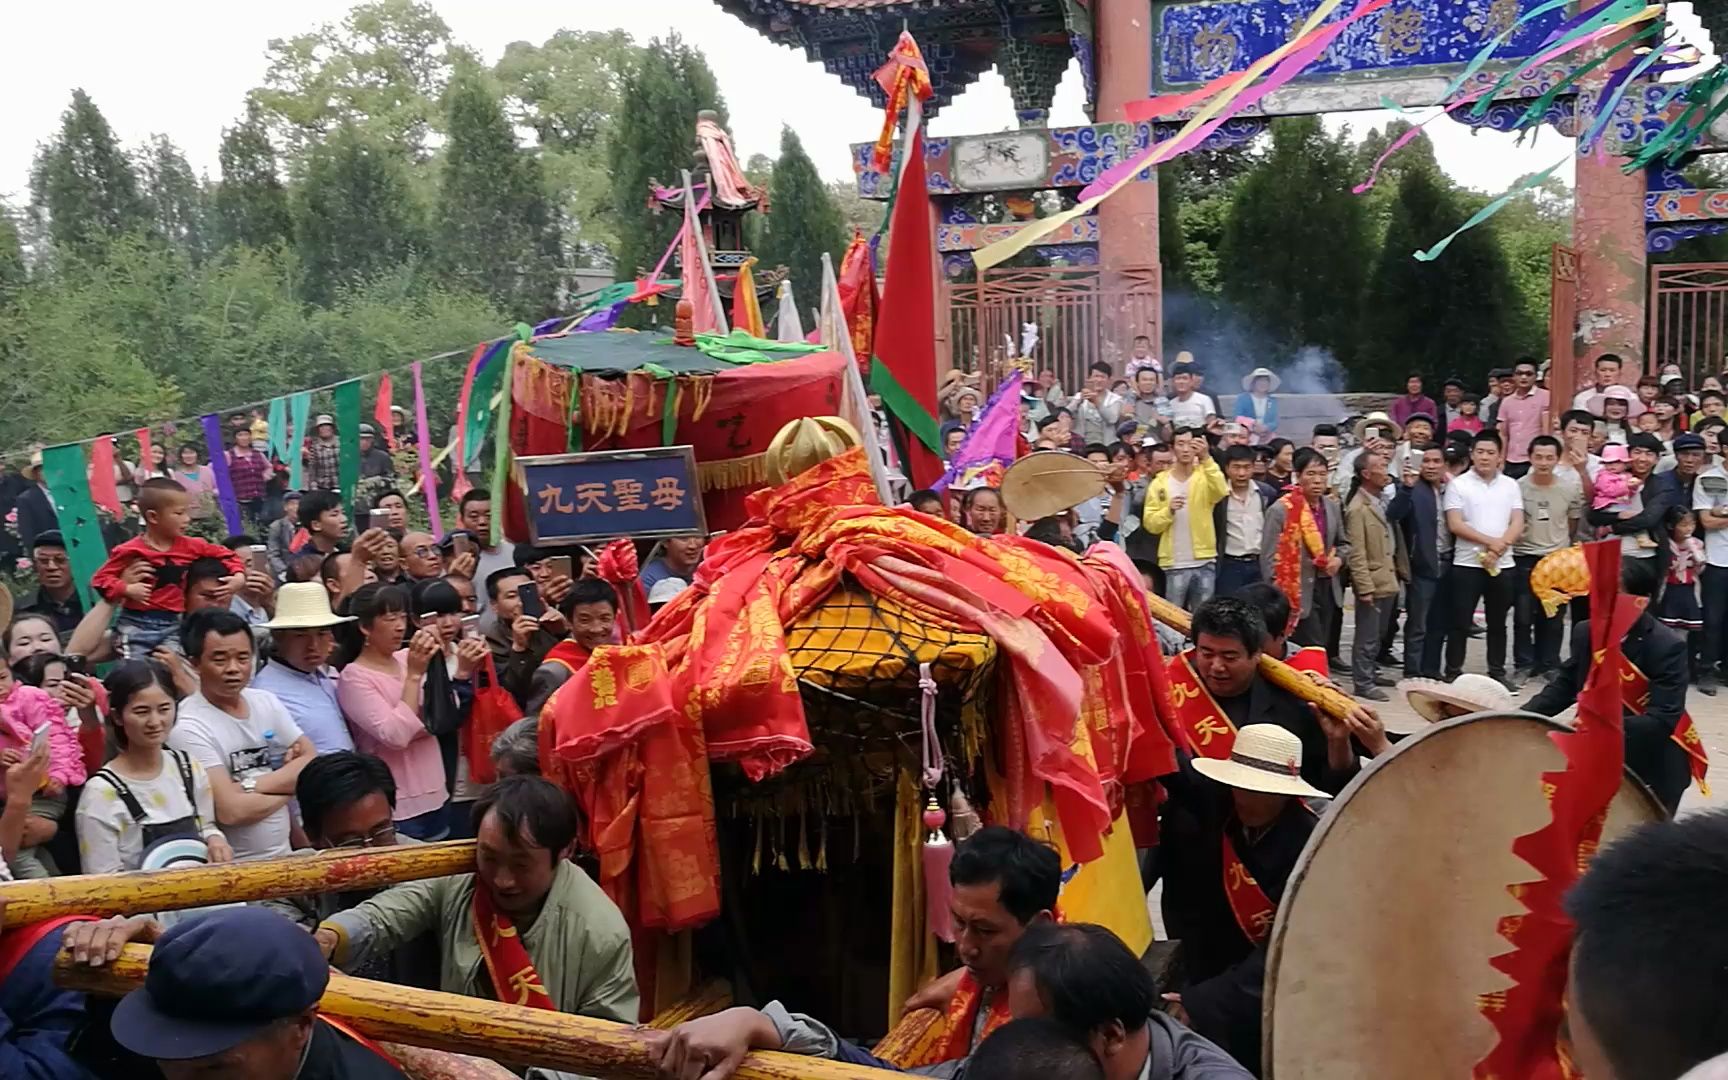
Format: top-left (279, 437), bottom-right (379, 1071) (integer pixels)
top-left (1673, 432), bottom-right (1706, 453)
top-left (110, 907), bottom-right (329, 1060)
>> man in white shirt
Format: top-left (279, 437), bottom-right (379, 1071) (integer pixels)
top-left (1214, 444), bottom-right (1273, 596)
top-left (1443, 430), bottom-right (1524, 688)
top-left (169, 609), bottom-right (316, 861)
top-left (1555, 409), bottom-right (1602, 544)
top-left (1694, 449), bottom-right (1728, 695)
top-left (1573, 353), bottom-right (1624, 412)
top-left (1166, 362), bottom-right (1217, 432)
top-left (1066, 361), bottom-right (1124, 447)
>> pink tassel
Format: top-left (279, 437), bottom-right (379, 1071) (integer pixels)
top-left (923, 797), bottom-right (955, 943)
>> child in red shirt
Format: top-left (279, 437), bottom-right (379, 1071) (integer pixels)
top-left (91, 478), bottom-right (245, 658)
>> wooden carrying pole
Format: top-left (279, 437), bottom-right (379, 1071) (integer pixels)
top-left (1141, 590), bottom-right (1358, 721)
top-left (0, 841), bottom-right (476, 927)
top-left (57, 944), bottom-right (906, 1080)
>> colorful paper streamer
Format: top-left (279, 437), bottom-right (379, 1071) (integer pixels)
top-left (412, 361), bottom-right (442, 541)
top-left (1413, 155), bottom-right (1571, 262)
top-left (334, 380), bottom-right (362, 520)
top-left (201, 413), bottom-right (243, 536)
top-left (39, 444), bottom-right (105, 609)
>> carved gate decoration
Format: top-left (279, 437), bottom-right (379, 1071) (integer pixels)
top-left (1549, 245), bottom-right (1578, 407)
top-left (1648, 263), bottom-right (1728, 385)
top-left (947, 266), bottom-right (1160, 395)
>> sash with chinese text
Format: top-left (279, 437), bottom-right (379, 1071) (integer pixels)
top-left (1221, 835), bottom-right (1277, 946)
top-left (1166, 650), bottom-right (1238, 760)
top-left (472, 885), bottom-right (556, 1010)
top-left (931, 970), bottom-right (1015, 1065)
top-left (1623, 657), bottom-right (1709, 793)
top-left (1268, 493), bottom-right (1326, 637)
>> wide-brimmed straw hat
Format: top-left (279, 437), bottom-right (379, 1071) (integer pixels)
top-left (262, 582), bottom-right (356, 631)
top-left (1191, 724), bottom-right (1328, 799)
top-left (1243, 367), bottom-right (1281, 392)
top-left (1352, 411), bottom-right (1402, 443)
top-left (1397, 674), bottom-right (1514, 730)
top-left (1000, 450), bottom-right (1107, 521)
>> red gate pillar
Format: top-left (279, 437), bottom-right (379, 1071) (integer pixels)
top-left (1573, 63), bottom-right (1648, 382)
top-left (1096, 0), bottom-right (1162, 368)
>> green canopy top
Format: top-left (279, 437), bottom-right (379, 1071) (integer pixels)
top-left (524, 329), bottom-right (829, 376)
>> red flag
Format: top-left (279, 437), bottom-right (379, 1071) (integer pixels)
top-left (374, 372), bottom-right (396, 451)
top-left (134, 428), bottom-right (154, 480)
top-left (681, 182), bottom-right (724, 335)
top-left (836, 230), bottom-right (878, 373)
top-left (873, 121), bottom-right (944, 489)
top-left (88, 436), bottom-right (122, 518)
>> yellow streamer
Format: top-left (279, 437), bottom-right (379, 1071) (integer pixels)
top-left (972, 0), bottom-right (1350, 271)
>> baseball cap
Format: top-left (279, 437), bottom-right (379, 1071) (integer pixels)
top-left (109, 907), bottom-right (328, 1060)
top-left (313, 414), bottom-right (334, 427)
top-left (1673, 433), bottom-right (1707, 453)
top-left (358, 423), bottom-right (376, 436)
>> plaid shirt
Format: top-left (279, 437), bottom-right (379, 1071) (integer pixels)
top-left (226, 447), bottom-right (270, 502)
top-left (306, 437), bottom-right (341, 492)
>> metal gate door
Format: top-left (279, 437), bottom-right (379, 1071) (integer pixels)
top-left (1649, 263), bottom-right (1728, 384)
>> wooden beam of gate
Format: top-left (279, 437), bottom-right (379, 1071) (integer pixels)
top-left (0, 841), bottom-right (476, 926)
top-left (56, 944), bottom-right (907, 1080)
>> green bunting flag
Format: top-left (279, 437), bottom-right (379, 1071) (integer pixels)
top-left (267, 396), bottom-right (289, 461)
top-left (334, 380), bottom-right (362, 519)
top-left (461, 341), bottom-right (510, 467)
top-left (287, 392), bottom-right (312, 490)
top-left (40, 444), bottom-right (108, 609)
top-left (489, 345), bottom-right (515, 548)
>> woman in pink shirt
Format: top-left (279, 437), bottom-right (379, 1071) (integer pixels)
top-left (171, 444), bottom-right (218, 518)
top-left (335, 583), bottom-right (450, 840)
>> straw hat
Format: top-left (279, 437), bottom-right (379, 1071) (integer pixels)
top-left (1000, 451), bottom-right (1107, 521)
top-left (1397, 674), bottom-right (1515, 729)
top-left (1243, 367), bottom-right (1281, 393)
top-left (1352, 411), bottom-right (1402, 443)
top-left (313, 414), bottom-right (335, 428)
top-left (1191, 724), bottom-right (1328, 799)
top-left (647, 577), bottom-right (690, 605)
top-left (263, 582), bottom-right (356, 631)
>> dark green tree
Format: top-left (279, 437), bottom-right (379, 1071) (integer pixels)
top-left (1157, 162), bottom-right (1189, 290)
top-left (215, 103), bottom-right (294, 251)
top-left (1360, 165), bottom-right (1518, 389)
top-left (435, 67), bottom-right (558, 317)
top-left (758, 127), bottom-right (844, 303)
top-left (137, 136), bottom-right (211, 263)
top-left (294, 125), bottom-right (424, 305)
top-left (607, 33), bottom-right (728, 286)
top-left (1218, 117), bottom-right (1370, 369)
top-left (0, 210), bottom-right (24, 294)
top-left (27, 89), bottom-right (150, 257)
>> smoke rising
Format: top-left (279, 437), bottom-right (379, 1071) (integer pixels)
top-left (1162, 287), bottom-right (1347, 411)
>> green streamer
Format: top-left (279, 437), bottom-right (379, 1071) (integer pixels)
top-left (1415, 155), bottom-right (1569, 263)
top-left (267, 396), bottom-right (288, 461)
top-left (334, 380), bottom-right (362, 521)
top-left (287, 392), bottom-right (311, 490)
top-left (1512, 27), bottom-right (1654, 127)
top-left (40, 444), bottom-right (107, 609)
top-left (1435, 0), bottom-right (1576, 105)
top-left (662, 377), bottom-right (681, 446)
top-left (489, 346), bottom-right (514, 549)
top-left (869, 356), bottom-right (941, 453)
top-left (461, 342), bottom-right (509, 467)
top-left (568, 367), bottom-right (585, 453)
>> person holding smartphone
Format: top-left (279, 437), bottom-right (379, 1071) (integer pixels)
top-left (482, 567), bottom-right (561, 709)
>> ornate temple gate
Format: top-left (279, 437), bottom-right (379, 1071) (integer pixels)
top-left (947, 266), bottom-right (1161, 392)
top-left (1648, 263), bottom-right (1728, 385)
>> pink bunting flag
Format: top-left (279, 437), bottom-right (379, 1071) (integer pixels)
top-left (412, 361), bottom-right (443, 541)
top-left (375, 372), bottom-right (396, 451)
top-left (135, 428), bottom-right (154, 477)
top-left (88, 436), bottom-right (123, 518)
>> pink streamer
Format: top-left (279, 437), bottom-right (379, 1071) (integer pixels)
top-left (1079, 0), bottom-right (1394, 203)
top-left (412, 361), bottom-right (443, 541)
top-left (1352, 24), bottom-right (1621, 194)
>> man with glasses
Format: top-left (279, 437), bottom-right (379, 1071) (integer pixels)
top-left (261, 750), bottom-right (441, 989)
top-left (19, 531), bottom-right (83, 640)
top-left (1496, 358), bottom-right (1551, 480)
top-left (399, 531), bottom-right (445, 581)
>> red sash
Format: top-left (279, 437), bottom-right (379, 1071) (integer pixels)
top-left (471, 886), bottom-right (557, 1010)
top-left (1220, 834), bottom-right (1277, 945)
top-left (0, 915), bottom-right (97, 983)
top-left (318, 1016), bottom-right (398, 1067)
top-left (932, 970), bottom-right (1014, 1064)
top-left (542, 639), bottom-right (592, 676)
top-left (1284, 645), bottom-right (1330, 680)
top-left (1622, 657), bottom-right (1709, 794)
top-left (1166, 650), bottom-right (1238, 760)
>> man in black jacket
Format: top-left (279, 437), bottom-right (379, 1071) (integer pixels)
top-left (1589, 433), bottom-right (1678, 579)
top-left (1525, 556), bottom-right (1691, 813)
top-left (1387, 443), bottom-right (1451, 678)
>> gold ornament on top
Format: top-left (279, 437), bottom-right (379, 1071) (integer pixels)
top-left (764, 416), bottom-right (865, 485)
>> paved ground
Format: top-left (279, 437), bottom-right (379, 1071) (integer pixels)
top-left (1337, 616), bottom-right (1725, 817)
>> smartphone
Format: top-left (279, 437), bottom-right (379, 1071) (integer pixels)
top-left (452, 534), bottom-right (475, 558)
top-left (460, 614), bottom-right (481, 635)
top-left (545, 555), bottom-right (573, 580)
top-left (517, 581), bottom-right (544, 619)
top-left (29, 721), bottom-right (52, 757)
top-left (368, 509), bottom-right (391, 532)
top-left (248, 544), bottom-right (270, 574)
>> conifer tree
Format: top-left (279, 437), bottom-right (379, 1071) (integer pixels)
top-left (295, 126), bottom-right (423, 304)
top-left (215, 103), bottom-right (294, 251)
top-left (28, 89), bottom-right (150, 256)
top-left (137, 136), bottom-right (211, 263)
top-left (759, 127), bottom-right (845, 305)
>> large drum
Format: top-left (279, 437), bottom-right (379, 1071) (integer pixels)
top-left (1264, 712), bottom-right (1667, 1078)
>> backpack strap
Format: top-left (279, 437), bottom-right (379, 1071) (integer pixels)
top-left (167, 749), bottom-right (201, 828)
top-left (90, 769), bottom-right (148, 824)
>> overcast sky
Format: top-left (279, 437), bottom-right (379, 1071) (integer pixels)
top-left (4, 1), bottom-right (1716, 208)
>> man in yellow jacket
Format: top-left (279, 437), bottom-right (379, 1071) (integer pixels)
top-left (1143, 429), bottom-right (1230, 608)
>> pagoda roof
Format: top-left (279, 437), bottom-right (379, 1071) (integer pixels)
top-left (712, 0), bottom-right (1077, 117)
